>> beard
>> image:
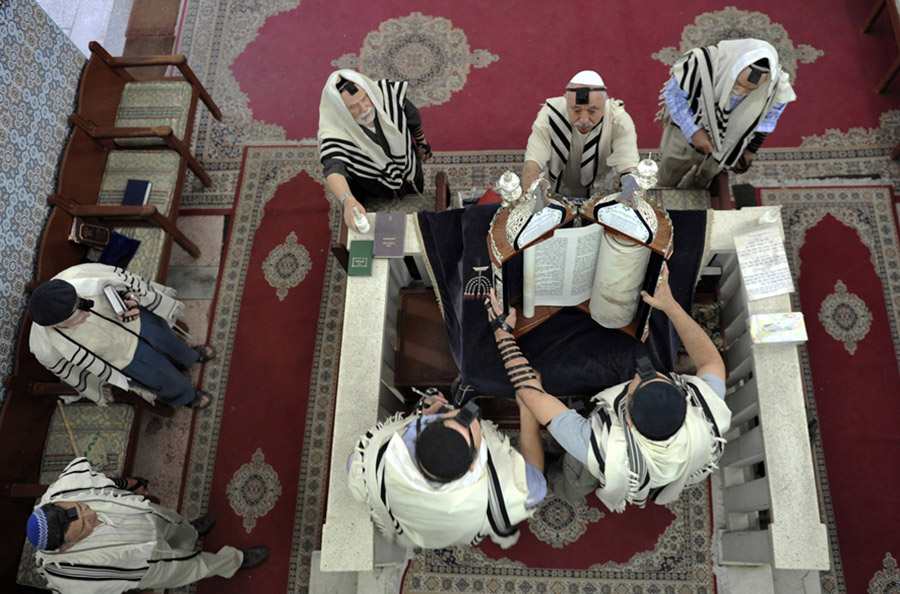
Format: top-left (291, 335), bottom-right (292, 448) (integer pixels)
top-left (355, 108), bottom-right (376, 126)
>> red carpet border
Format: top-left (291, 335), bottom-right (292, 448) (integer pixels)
top-left (173, 146), bottom-right (344, 594)
top-left (403, 487), bottom-right (713, 593)
top-left (174, 0), bottom-right (900, 207)
top-left (759, 186), bottom-right (900, 594)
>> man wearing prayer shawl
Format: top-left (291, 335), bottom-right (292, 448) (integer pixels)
top-left (521, 70), bottom-right (640, 198)
top-left (25, 458), bottom-right (268, 593)
top-left (656, 38), bottom-right (797, 188)
top-left (28, 263), bottom-right (216, 409)
top-left (347, 389), bottom-right (547, 549)
top-left (318, 69), bottom-right (432, 232)
top-left (485, 265), bottom-right (731, 512)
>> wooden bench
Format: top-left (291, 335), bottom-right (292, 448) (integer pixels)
top-left (75, 41), bottom-right (221, 187)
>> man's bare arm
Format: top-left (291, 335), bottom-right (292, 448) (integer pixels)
top-left (326, 172), bottom-right (365, 232)
top-left (641, 264), bottom-right (725, 380)
top-left (520, 160), bottom-right (542, 194)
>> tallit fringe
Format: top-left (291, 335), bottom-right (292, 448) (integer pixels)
top-left (352, 413), bottom-right (407, 541)
top-left (489, 529), bottom-right (520, 550)
top-left (686, 436), bottom-right (728, 484)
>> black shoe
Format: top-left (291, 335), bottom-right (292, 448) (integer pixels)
top-left (240, 546), bottom-right (269, 570)
top-left (190, 514), bottom-right (216, 538)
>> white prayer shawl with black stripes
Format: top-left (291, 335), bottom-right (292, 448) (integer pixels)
top-left (318, 69), bottom-right (418, 191)
top-left (657, 39), bottom-right (797, 167)
top-left (585, 374), bottom-right (731, 512)
top-left (348, 414), bottom-right (532, 549)
top-left (29, 264), bottom-right (185, 405)
top-left (537, 96), bottom-right (639, 195)
top-left (34, 458), bottom-right (187, 594)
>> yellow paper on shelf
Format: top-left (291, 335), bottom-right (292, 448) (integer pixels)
top-left (749, 312), bottom-right (808, 344)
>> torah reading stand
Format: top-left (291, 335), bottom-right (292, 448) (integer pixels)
top-left (488, 191), bottom-right (673, 341)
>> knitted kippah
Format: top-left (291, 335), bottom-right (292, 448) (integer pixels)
top-left (415, 423), bottom-right (472, 482)
top-left (27, 504), bottom-right (65, 551)
top-left (29, 279), bottom-right (77, 326)
top-left (630, 381), bottom-right (687, 441)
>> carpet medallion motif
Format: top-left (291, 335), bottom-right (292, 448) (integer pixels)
top-left (403, 485), bottom-right (713, 593)
top-left (175, 147), bottom-right (343, 594)
top-left (528, 494), bottom-right (604, 549)
top-left (262, 231), bottom-right (312, 301)
top-left (226, 447), bottom-right (283, 533)
top-left (331, 12), bottom-right (498, 107)
top-left (651, 5), bottom-right (823, 81)
top-left (759, 187), bottom-right (900, 594)
top-left (868, 553), bottom-right (900, 594)
top-left (818, 279), bottom-right (873, 355)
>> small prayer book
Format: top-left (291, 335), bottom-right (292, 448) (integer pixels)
top-left (68, 218), bottom-right (111, 249)
top-left (122, 179), bottom-right (152, 206)
top-left (374, 211), bottom-right (406, 258)
top-left (348, 240), bottom-right (374, 276)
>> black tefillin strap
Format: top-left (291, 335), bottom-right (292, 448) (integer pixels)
top-left (496, 337), bottom-right (542, 391)
top-left (566, 86), bottom-right (607, 105)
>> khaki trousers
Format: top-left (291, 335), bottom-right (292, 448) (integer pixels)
top-left (136, 514), bottom-right (243, 589)
top-left (657, 123), bottom-right (723, 189)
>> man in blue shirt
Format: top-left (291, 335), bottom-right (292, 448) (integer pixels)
top-left (656, 39), bottom-right (797, 189)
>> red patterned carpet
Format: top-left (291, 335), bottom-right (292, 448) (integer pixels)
top-left (164, 0), bottom-right (900, 591)
top-left (230, 0), bottom-right (895, 151)
top-left (176, 147), bottom-right (342, 594)
top-left (759, 187), bottom-right (900, 594)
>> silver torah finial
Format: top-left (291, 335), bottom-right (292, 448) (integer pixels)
top-left (633, 155), bottom-right (659, 195)
top-left (495, 171), bottom-right (523, 207)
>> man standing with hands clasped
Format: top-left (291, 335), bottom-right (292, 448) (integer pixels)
top-left (656, 38), bottom-right (797, 188)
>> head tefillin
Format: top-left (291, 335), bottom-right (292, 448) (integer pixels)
top-left (336, 77), bottom-right (359, 95)
top-left (566, 86), bottom-right (607, 105)
top-left (415, 400), bottom-right (480, 483)
top-left (746, 58), bottom-right (770, 85)
top-left (628, 357), bottom-right (688, 441)
top-left (26, 503), bottom-right (79, 550)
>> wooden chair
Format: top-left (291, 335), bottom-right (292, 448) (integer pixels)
top-left (863, 0), bottom-right (900, 93)
top-left (74, 41), bottom-right (222, 187)
top-left (46, 122), bottom-right (199, 285)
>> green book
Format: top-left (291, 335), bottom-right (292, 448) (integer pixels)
top-left (348, 240), bottom-right (374, 276)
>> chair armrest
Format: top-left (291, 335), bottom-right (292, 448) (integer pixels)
top-left (88, 41), bottom-right (222, 121)
top-left (50, 194), bottom-right (159, 219)
top-left (70, 113), bottom-right (174, 141)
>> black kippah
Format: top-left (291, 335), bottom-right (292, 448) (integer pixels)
top-left (30, 280), bottom-right (78, 326)
top-left (415, 422), bottom-right (472, 482)
top-left (629, 380), bottom-right (687, 441)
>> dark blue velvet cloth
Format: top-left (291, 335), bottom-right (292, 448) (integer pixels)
top-left (417, 204), bottom-right (708, 399)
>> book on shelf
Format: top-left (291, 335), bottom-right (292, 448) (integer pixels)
top-left (373, 211), bottom-right (406, 258)
top-left (347, 240), bottom-right (374, 276)
top-left (121, 179), bottom-right (152, 206)
top-left (68, 218), bottom-right (112, 249)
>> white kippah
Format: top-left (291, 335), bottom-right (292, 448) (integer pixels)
top-left (568, 70), bottom-right (605, 87)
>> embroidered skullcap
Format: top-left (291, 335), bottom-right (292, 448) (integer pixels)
top-left (415, 423), bottom-right (472, 482)
top-left (29, 280), bottom-right (78, 326)
top-left (568, 70), bottom-right (606, 88)
top-left (27, 504), bottom-right (66, 551)
top-left (630, 380), bottom-right (687, 441)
